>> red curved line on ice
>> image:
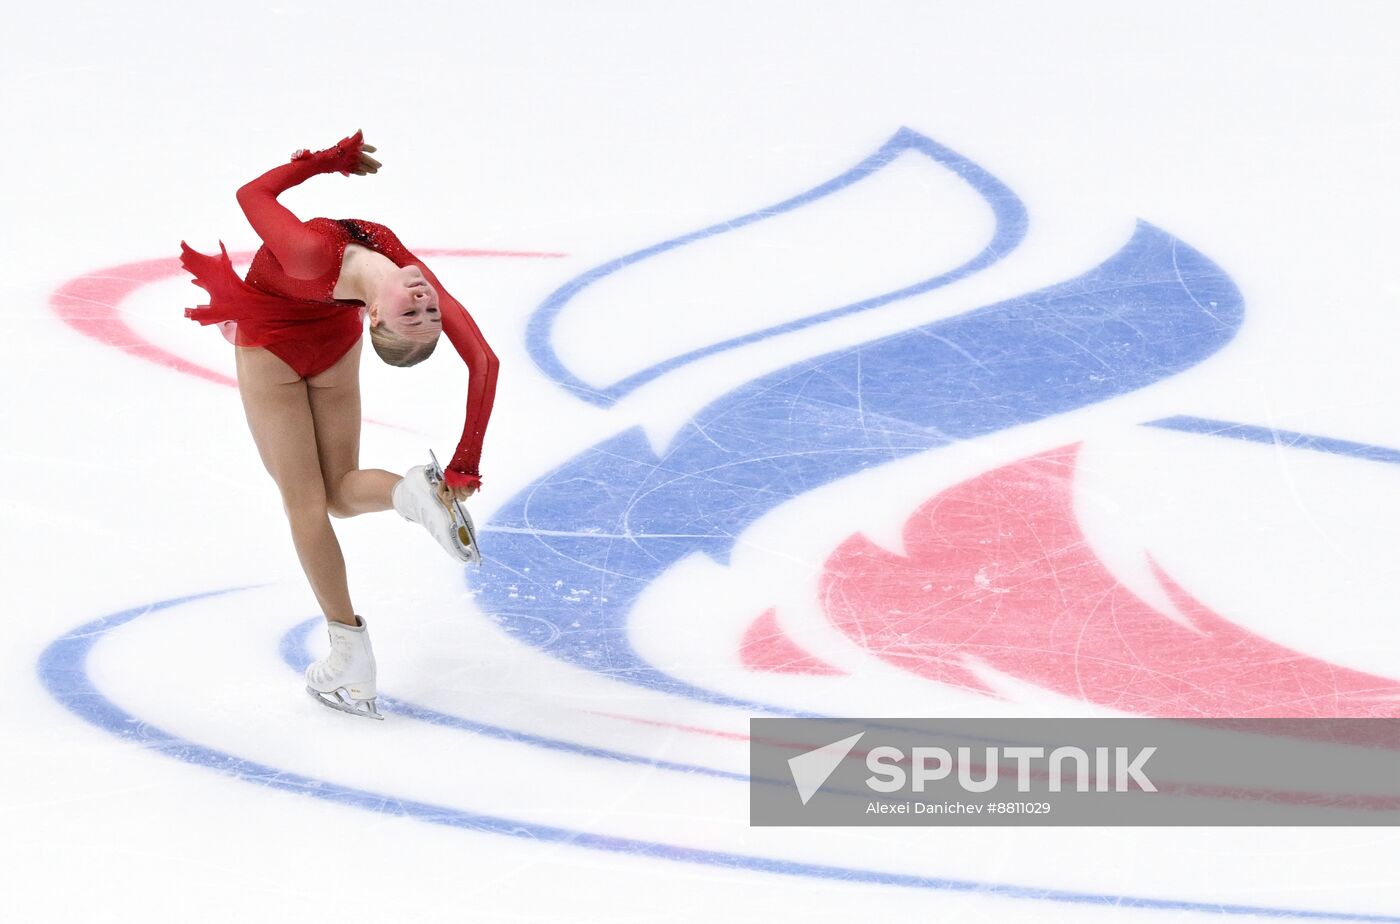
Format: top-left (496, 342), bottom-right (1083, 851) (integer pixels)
top-left (50, 247), bottom-right (567, 406)
top-left (824, 445), bottom-right (1400, 718)
top-left (53, 255), bottom-right (240, 387)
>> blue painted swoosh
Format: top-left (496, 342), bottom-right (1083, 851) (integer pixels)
top-left (526, 127), bottom-right (1028, 406)
top-left (38, 594), bottom-right (1400, 921)
top-left (479, 221), bottom-right (1246, 709)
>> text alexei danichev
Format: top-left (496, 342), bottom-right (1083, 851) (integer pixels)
top-left (866, 801), bottom-right (1052, 815)
top-left (868, 801), bottom-right (983, 814)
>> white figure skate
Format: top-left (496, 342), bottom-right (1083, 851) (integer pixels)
top-left (393, 450), bottom-right (481, 564)
top-left (305, 616), bottom-right (382, 720)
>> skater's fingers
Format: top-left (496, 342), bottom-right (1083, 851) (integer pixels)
top-left (439, 482), bottom-right (471, 503)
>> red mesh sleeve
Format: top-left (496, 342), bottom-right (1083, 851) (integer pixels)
top-left (234, 131), bottom-right (366, 279)
top-left (436, 292), bottom-right (499, 491)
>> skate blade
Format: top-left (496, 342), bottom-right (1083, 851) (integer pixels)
top-left (448, 502), bottom-right (481, 565)
top-left (307, 686), bottom-right (384, 720)
top-left (427, 450), bottom-right (482, 565)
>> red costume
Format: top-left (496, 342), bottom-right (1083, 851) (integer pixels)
top-left (181, 132), bottom-right (496, 491)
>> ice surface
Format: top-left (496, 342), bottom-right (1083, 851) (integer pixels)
top-left (6, 1), bottom-right (1400, 921)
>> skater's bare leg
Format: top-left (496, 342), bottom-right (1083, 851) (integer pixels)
top-left (235, 346), bottom-right (357, 626)
top-left (305, 339), bottom-right (400, 519)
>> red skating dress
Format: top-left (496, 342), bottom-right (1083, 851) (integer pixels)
top-left (181, 133), bottom-right (497, 491)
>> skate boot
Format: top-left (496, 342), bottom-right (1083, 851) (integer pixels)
top-left (392, 450), bottom-right (481, 564)
top-left (305, 616), bottom-right (382, 720)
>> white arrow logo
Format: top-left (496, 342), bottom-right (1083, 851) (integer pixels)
top-left (787, 732), bottom-right (865, 805)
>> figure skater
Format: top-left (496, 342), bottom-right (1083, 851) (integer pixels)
top-left (181, 131), bottom-right (498, 720)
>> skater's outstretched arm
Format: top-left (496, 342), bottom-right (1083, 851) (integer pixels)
top-left (361, 222), bottom-right (499, 495)
top-left (234, 131), bottom-right (381, 279)
top-left (434, 281), bottom-right (498, 495)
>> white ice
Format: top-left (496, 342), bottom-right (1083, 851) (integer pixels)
top-left (4, 1), bottom-right (1400, 921)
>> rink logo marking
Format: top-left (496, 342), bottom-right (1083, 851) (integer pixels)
top-left (526, 126), bottom-right (1028, 406)
top-left (479, 218), bottom-right (1245, 709)
top-left (36, 593), bottom-right (1400, 922)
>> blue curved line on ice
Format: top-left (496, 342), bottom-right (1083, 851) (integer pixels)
top-left (479, 221), bottom-right (1246, 709)
top-left (526, 127), bottom-right (1029, 405)
top-left (38, 595), bottom-right (1400, 922)
top-left (278, 617), bottom-right (750, 782)
top-left (1148, 416), bottom-right (1400, 465)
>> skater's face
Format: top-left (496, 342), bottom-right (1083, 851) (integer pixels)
top-left (371, 265), bottom-right (443, 344)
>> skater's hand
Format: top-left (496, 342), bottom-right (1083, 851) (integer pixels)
top-left (349, 139), bottom-right (380, 176)
top-left (438, 481), bottom-right (475, 505)
top-left (294, 130), bottom-right (380, 176)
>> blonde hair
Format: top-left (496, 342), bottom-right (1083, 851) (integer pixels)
top-left (369, 324), bottom-right (439, 368)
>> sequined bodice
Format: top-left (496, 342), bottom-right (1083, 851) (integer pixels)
top-left (245, 217), bottom-right (411, 302)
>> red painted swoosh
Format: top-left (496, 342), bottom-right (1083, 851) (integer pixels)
top-left (741, 608), bottom-right (846, 675)
top-left (824, 445), bottom-right (1400, 717)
